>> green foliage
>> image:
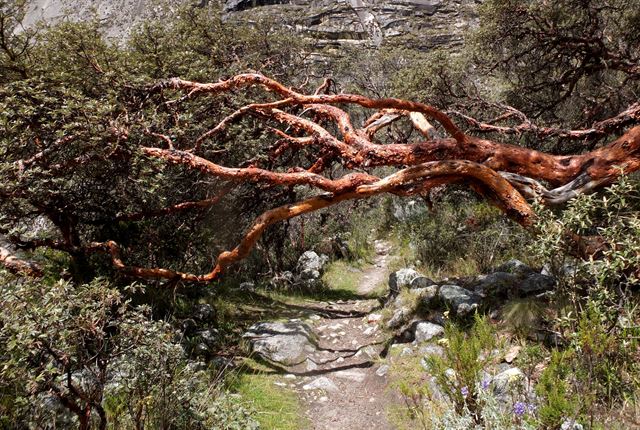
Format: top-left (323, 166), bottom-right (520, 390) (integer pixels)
top-left (392, 317), bottom-right (539, 429)
top-left (474, 0), bottom-right (640, 126)
top-left (427, 314), bottom-right (498, 413)
top-left (0, 271), bottom-right (258, 429)
top-left (425, 315), bottom-right (499, 417)
top-left (527, 176), bottom-right (640, 427)
top-left (501, 298), bottom-right (545, 338)
top-left (393, 194), bottom-right (529, 277)
top-left (0, 1), bottom-right (316, 285)
top-left (535, 350), bottom-right (583, 427)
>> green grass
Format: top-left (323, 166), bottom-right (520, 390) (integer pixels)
top-left (322, 260), bottom-right (364, 295)
top-left (322, 259), bottom-right (389, 299)
top-left (229, 361), bottom-right (308, 430)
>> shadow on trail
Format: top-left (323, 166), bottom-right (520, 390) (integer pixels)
top-left (229, 289), bottom-right (377, 321)
top-left (241, 354), bottom-right (377, 377)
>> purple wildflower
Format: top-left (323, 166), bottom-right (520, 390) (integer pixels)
top-left (481, 378), bottom-right (490, 390)
top-left (461, 386), bottom-right (469, 397)
top-left (527, 403), bottom-right (537, 414)
top-left (513, 402), bottom-right (526, 417)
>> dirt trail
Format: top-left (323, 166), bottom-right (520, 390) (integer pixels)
top-left (289, 240), bottom-right (398, 430)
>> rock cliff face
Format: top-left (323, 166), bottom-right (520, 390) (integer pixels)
top-left (224, 0), bottom-right (478, 52)
top-left (21, 0), bottom-right (478, 52)
top-left (21, 0), bottom-right (155, 39)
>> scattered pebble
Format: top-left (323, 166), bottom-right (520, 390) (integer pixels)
top-left (367, 313), bottom-right (383, 323)
top-left (376, 365), bottom-right (389, 377)
top-left (302, 377), bottom-right (339, 392)
top-left (363, 325), bottom-right (378, 336)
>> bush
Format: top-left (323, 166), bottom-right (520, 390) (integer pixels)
top-left (393, 315), bottom-right (539, 429)
top-left (425, 315), bottom-right (499, 418)
top-left (0, 272), bottom-right (258, 429)
top-left (528, 175), bottom-right (640, 427)
top-left (393, 191), bottom-right (529, 277)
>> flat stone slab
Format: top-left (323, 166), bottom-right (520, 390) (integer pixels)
top-left (244, 321), bottom-right (317, 366)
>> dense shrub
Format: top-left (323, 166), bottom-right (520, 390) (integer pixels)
top-left (392, 191), bottom-right (530, 277)
top-left (0, 272), bottom-right (258, 429)
top-left (528, 176), bottom-right (640, 427)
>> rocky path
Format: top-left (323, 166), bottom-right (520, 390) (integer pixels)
top-left (245, 240), bottom-right (398, 430)
top-left (298, 240), bottom-right (396, 430)
top-left (242, 241), bottom-right (563, 430)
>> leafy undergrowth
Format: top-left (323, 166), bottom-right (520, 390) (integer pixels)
top-left (389, 197), bottom-right (532, 279)
top-left (387, 313), bottom-right (640, 429)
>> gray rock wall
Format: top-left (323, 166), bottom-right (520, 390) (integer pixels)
top-left (21, 0), bottom-right (160, 39)
top-left (224, 0), bottom-right (479, 52)
top-left (21, 0), bottom-right (479, 53)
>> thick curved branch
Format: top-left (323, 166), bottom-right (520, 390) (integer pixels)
top-left (362, 126), bottom-right (640, 187)
top-left (141, 147), bottom-right (377, 193)
top-left (499, 171), bottom-right (610, 205)
top-left (363, 109), bottom-right (439, 139)
top-left (13, 74), bottom-right (637, 286)
top-left (90, 161), bottom-right (532, 283)
top-left (450, 102), bottom-right (640, 140)
top-left (0, 245), bottom-right (42, 277)
top-left (154, 74), bottom-right (640, 189)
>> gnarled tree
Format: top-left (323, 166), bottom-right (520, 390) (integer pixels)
top-left (37, 73), bottom-right (639, 283)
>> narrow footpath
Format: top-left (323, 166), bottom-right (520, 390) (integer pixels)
top-left (282, 240), bottom-right (397, 430)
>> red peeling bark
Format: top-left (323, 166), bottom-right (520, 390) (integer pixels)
top-left (71, 74), bottom-right (640, 283)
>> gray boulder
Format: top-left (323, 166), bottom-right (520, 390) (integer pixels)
top-left (269, 271), bottom-right (295, 289)
top-left (302, 376), bottom-right (338, 392)
top-left (474, 260), bottom-right (556, 297)
top-left (560, 419), bottom-right (584, 430)
top-left (387, 306), bottom-right (412, 329)
top-left (520, 273), bottom-right (556, 294)
top-left (410, 275), bottom-right (436, 289)
top-left (491, 367), bottom-right (526, 398)
top-left (389, 268), bottom-right (421, 295)
top-left (244, 321), bottom-right (317, 366)
top-left (493, 259), bottom-right (535, 277)
top-left (197, 328), bottom-right (219, 347)
top-left (439, 284), bottom-right (480, 316)
top-left (413, 284), bottom-right (439, 307)
top-left (474, 272), bottom-right (519, 297)
top-left (414, 322), bottom-right (445, 343)
top-left (296, 251), bottom-right (328, 280)
top-left (193, 303), bottom-right (215, 321)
